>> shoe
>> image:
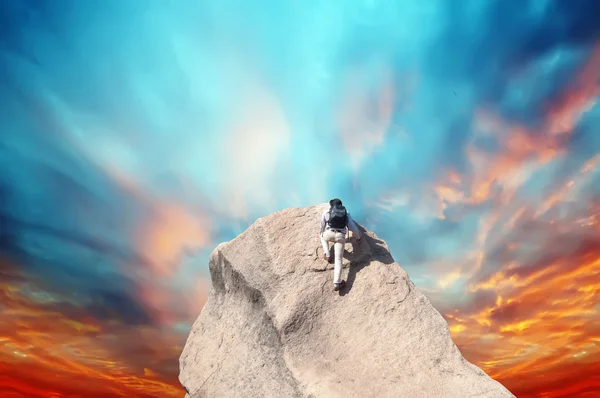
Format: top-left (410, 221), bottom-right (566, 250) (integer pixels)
top-left (323, 253), bottom-right (329, 261)
top-left (333, 280), bottom-right (346, 291)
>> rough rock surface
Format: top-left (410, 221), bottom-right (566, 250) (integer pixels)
top-left (179, 204), bottom-right (515, 398)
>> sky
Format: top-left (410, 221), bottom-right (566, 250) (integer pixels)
top-left (0, 0), bottom-right (599, 397)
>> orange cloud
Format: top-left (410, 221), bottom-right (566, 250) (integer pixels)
top-left (422, 44), bottom-right (600, 397)
top-left (137, 202), bottom-right (211, 277)
top-left (0, 270), bottom-right (186, 398)
top-left (136, 275), bottom-right (209, 327)
top-left (545, 45), bottom-right (600, 137)
top-left (445, 242), bottom-right (600, 397)
top-left (433, 45), bottom-right (600, 216)
top-left (107, 176), bottom-right (212, 328)
top-left (421, 44), bottom-right (600, 281)
top-left (101, 160), bottom-right (213, 277)
top-left (87, 147), bottom-right (213, 333)
top-left (486, 45), bottom-right (598, 194)
top-left (438, 268), bottom-right (463, 288)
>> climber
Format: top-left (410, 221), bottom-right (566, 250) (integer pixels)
top-left (319, 198), bottom-right (362, 291)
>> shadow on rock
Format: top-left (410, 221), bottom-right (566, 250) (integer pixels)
top-left (340, 225), bottom-right (395, 296)
top-left (339, 257), bottom-right (367, 296)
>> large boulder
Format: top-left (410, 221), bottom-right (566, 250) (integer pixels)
top-left (179, 204), bottom-right (515, 398)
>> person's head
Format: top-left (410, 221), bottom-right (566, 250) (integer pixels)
top-left (329, 198), bottom-right (342, 208)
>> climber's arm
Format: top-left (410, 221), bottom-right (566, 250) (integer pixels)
top-left (319, 211), bottom-right (327, 235)
top-left (347, 213), bottom-right (362, 240)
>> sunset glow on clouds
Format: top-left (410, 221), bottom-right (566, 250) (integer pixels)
top-left (0, 262), bottom-right (184, 398)
top-left (1, 0), bottom-right (599, 397)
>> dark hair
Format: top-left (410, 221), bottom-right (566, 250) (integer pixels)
top-left (329, 198), bottom-right (342, 207)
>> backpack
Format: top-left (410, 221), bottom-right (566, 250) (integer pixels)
top-left (327, 204), bottom-right (348, 229)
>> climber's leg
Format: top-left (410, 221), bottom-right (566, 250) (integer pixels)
top-left (321, 230), bottom-right (334, 260)
top-left (332, 232), bottom-right (346, 287)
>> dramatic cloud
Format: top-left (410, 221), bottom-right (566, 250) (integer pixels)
top-left (0, 0), bottom-right (599, 396)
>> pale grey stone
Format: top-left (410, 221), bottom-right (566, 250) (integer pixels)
top-left (179, 204), bottom-right (515, 398)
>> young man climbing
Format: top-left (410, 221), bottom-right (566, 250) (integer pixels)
top-left (319, 198), bottom-right (362, 291)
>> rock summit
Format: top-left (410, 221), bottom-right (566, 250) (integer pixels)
top-left (179, 204), bottom-right (515, 398)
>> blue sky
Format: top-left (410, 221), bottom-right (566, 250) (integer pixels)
top-left (1, 1), bottom-right (599, 396)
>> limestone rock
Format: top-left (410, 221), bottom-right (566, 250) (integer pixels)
top-left (179, 204), bottom-right (515, 398)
